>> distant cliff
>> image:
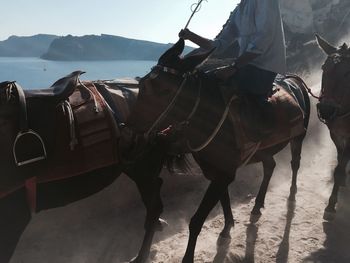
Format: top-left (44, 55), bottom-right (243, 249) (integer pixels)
top-left (211, 0), bottom-right (350, 73)
top-left (41, 34), bottom-right (193, 61)
top-left (281, 0), bottom-right (350, 73)
top-left (0, 34), bottom-right (58, 57)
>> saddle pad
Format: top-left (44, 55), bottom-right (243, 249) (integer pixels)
top-left (234, 86), bottom-right (305, 162)
top-left (94, 81), bottom-right (138, 125)
top-left (260, 86), bottom-right (305, 148)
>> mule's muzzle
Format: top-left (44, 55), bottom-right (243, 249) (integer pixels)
top-left (317, 102), bottom-right (338, 122)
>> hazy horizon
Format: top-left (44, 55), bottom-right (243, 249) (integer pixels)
top-left (1, 0), bottom-right (239, 45)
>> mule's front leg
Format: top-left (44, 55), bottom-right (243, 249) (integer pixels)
top-left (131, 178), bottom-right (164, 263)
top-left (252, 157), bottom-right (276, 215)
top-left (183, 179), bottom-right (232, 263)
top-left (324, 146), bottom-right (350, 217)
top-left (324, 164), bottom-right (346, 215)
top-left (219, 189), bottom-right (234, 238)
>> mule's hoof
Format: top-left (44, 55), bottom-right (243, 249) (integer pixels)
top-left (339, 180), bottom-right (346, 187)
top-left (128, 256), bottom-right (139, 263)
top-left (128, 254), bottom-right (148, 263)
top-left (182, 257), bottom-right (194, 263)
top-left (217, 234), bottom-right (232, 246)
top-left (219, 230), bottom-right (232, 239)
top-left (323, 209), bottom-right (336, 221)
top-left (250, 213), bottom-right (261, 223)
top-left (156, 218), bottom-right (169, 232)
top-left (251, 207), bottom-right (262, 216)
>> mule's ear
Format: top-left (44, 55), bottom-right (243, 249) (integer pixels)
top-left (315, 34), bottom-right (337, 55)
top-left (158, 38), bottom-right (185, 64)
top-left (181, 48), bottom-right (215, 72)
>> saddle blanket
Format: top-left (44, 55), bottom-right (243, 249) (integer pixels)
top-left (232, 79), bottom-right (306, 163)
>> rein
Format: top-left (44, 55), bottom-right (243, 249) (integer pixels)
top-left (144, 65), bottom-right (238, 153)
top-left (305, 85), bottom-right (321, 99)
top-left (187, 93), bottom-right (237, 152)
top-left (144, 66), bottom-right (191, 138)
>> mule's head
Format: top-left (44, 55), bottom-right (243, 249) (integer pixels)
top-left (316, 34), bottom-right (350, 122)
top-left (126, 39), bottom-right (212, 134)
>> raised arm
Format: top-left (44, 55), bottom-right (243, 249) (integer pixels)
top-left (179, 28), bottom-right (215, 50)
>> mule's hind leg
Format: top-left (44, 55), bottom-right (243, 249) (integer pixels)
top-left (289, 134), bottom-right (305, 201)
top-left (183, 177), bottom-right (235, 263)
top-left (130, 177), bottom-right (164, 263)
top-left (219, 189), bottom-right (234, 238)
top-left (251, 156), bottom-right (276, 215)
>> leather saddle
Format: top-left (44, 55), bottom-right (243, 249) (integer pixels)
top-left (24, 71), bottom-right (83, 104)
top-left (227, 77), bottom-right (306, 161)
top-left (10, 71), bottom-right (83, 167)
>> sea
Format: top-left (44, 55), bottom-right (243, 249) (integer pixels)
top-left (0, 57), bottom-right (157, 89)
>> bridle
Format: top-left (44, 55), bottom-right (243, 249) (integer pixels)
top-left (137, 64), bottom-right (238, 153)
top-left (143, 65), bottom-right (199, 139)
top-left (119, 65), bottom-right (201, 163)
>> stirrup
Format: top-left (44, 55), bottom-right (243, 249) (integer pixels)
top-left (13, 130), bottom-right (47, 166)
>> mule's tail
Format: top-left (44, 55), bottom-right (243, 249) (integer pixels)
top-left (285, 74), bottom-right (311, 130)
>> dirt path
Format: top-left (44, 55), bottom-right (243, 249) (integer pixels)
top-left (10, 98), bottom-right (350, 263)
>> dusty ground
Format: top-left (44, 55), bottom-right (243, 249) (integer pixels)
top-left (10, 94), bottom-right (350, 263)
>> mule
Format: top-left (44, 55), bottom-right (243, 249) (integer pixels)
top-left (122, 39), bottom-right (311, 262)
top-left (316, 34), bottom-right (350, 217)
top-left (0, 73), bottom-right (166, 263)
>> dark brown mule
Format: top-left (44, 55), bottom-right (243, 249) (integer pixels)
top-left (316, 35), bottom-right (350, 217)
top-left (0, 73), bottom-right (166, 263)
top-left (123, 39), bottom-right (311, 263)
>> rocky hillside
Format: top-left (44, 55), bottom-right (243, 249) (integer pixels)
top-left (41, 34), bottom-right (193, 61)
top-left (0, 34), bottom-right (58, 57)
top-left (281, 0), bottom-right (350, 73)
top-left (211, 0), bottom-right (350, 74)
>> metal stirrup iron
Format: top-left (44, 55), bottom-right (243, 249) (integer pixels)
top-left (11, 82), bottom-right (47, 166)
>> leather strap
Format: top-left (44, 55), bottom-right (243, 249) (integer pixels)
top-left (12, 82), bottom-right (29, 132)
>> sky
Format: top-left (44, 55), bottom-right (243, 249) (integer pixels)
top-left (1, 0), bottom-right (239, 45)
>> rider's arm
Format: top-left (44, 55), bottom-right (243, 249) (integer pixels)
top-left (213, 51), bottom-right (260, 81)
top-left (179, 29), bottom-right (215, 50)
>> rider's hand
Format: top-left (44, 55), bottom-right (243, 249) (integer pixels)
top-left (179, 28), bottom-right (192, 40)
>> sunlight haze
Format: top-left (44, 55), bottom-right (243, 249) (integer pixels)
top-left (1, 0), bottom-right (239, 45)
